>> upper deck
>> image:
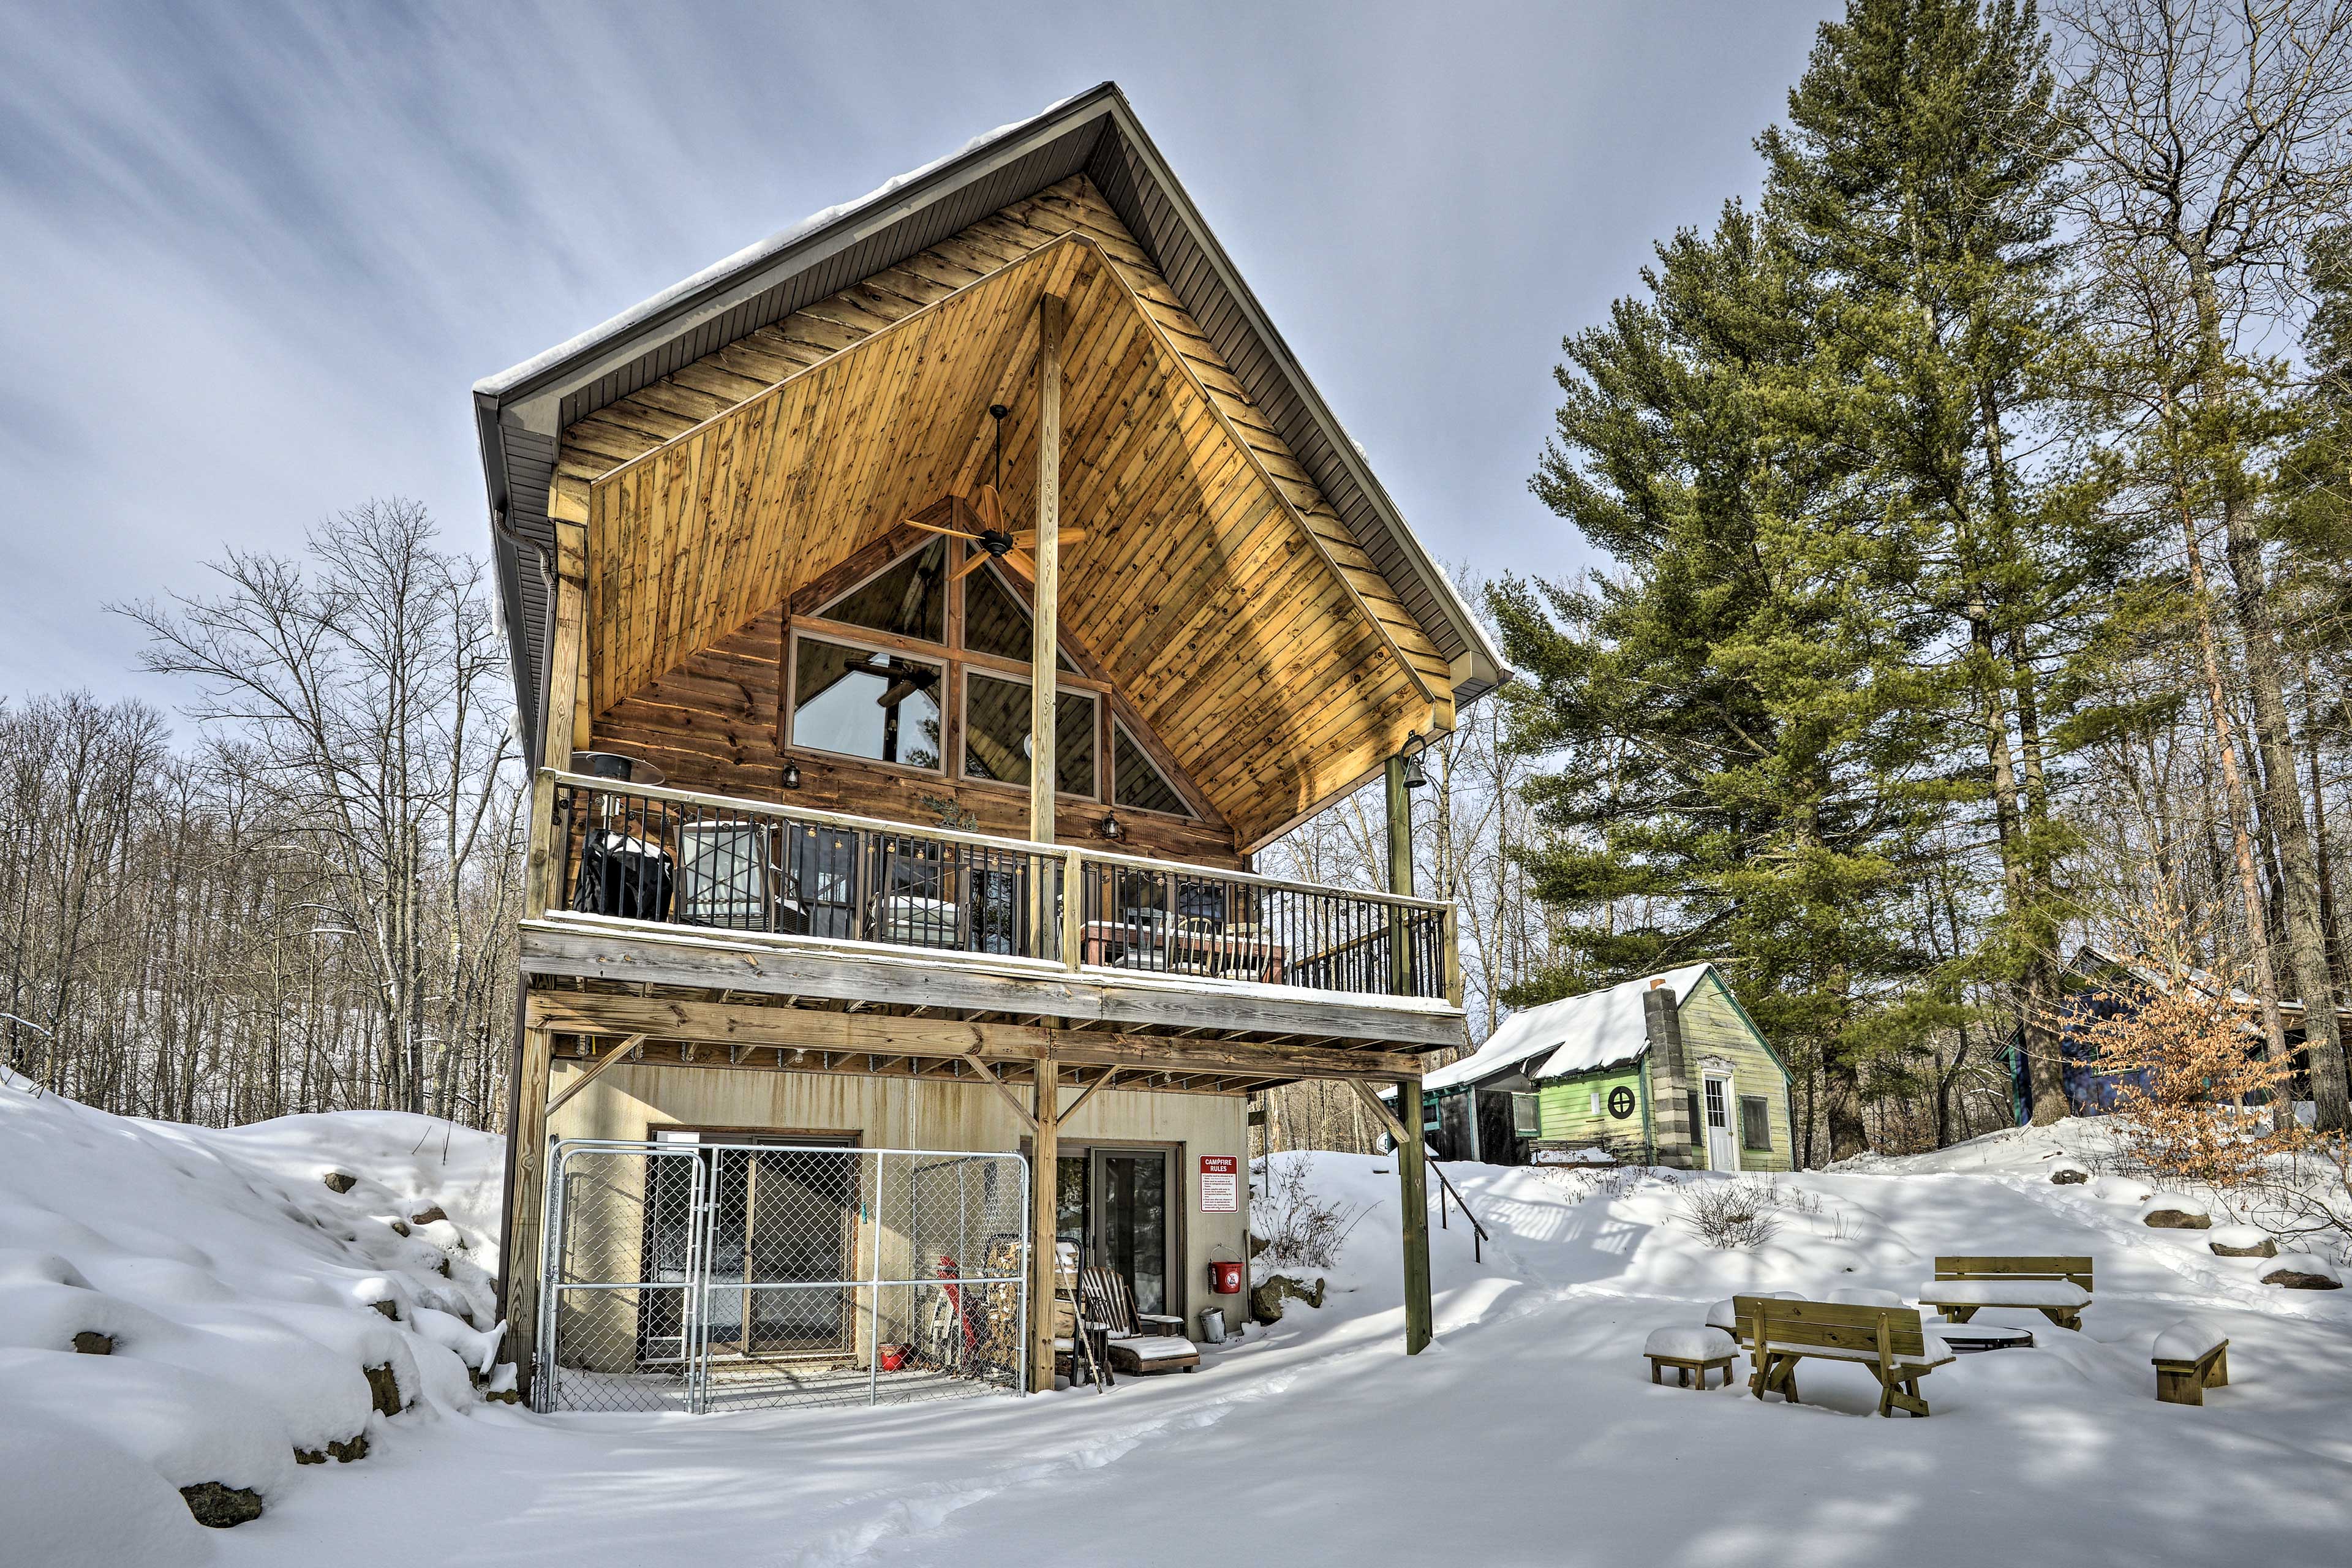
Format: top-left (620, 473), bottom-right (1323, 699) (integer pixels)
top-left (523, 769), bottom-right (1466, 1081)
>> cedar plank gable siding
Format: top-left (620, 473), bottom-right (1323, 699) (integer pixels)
top-left (556, 174), bottom-right (1452, 851)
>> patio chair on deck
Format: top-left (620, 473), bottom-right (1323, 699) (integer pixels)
top-left (675, 820), bottom-right (807, 933)
top-left (1077, 1265), bottom-right (1199, 1375)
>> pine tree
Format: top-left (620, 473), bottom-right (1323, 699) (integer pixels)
top-left (1501, 204), bottom-right (1949, 1163)
top-left (1756, 0), bottom-right (2138, 1125)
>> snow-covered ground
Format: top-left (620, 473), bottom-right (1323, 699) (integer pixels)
top-left (5, 1084), bottom-right (2350, 1567)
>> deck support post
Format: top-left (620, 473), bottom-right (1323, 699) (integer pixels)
top-left (1396, 1074), bottom-right (1433, 1354)
top-left (502, 1022), bottom-right (557, 1395)
top-left (1029, 1056), bottom-right (1060, 1392)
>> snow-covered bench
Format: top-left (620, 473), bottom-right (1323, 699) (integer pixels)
top-left (2152, 1319), bottom-right (2230, 1406)
top-left (1643, 1326), bottom-right (1737, 1389)
top-left (1917, 1256), bottom-right (2093, 1331)
top-left (1736, 1295), bottom-right (1955, 1417)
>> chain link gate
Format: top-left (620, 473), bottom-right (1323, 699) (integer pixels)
top-left (537, 1139), bottom-right (1030, 1414)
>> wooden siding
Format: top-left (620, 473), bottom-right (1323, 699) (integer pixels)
top-left (565, 176), bottom-right (1450, 849)
top-left (1678, 973), bottom-right (1793, 1172)
top-left (1536, 1064), bottom-right (1647, 1150)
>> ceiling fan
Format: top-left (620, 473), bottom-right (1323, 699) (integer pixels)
top-left (906, 404), bottom-right (1086, 582)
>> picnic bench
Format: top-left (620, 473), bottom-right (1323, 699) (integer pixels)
top-left (1917, 1256), bottom-right (2093, 1331)
top-left (2152, 1320), bottom-right (2230, 1406)
top-left (1079, 1265), bottom-right (1199, 1375)
top-left (1736, 1295), bottom-right (1955, 1417)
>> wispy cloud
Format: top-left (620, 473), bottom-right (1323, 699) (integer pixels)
top-left (0, 0), bottom-right (1830, 711)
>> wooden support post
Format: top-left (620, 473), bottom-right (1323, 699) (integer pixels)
top-left (546, 518), bottom-right (587, 772)
top-left (503, 1022), bottom-right (557, 1395)
top-left (1396, 1075), bottom-right (1433, 1355)
top-left (1385, 754), bottom-right (1414, 995)
top-left (1029, 1056), bottom-right (1060, 1392)
top-left (1030, 293), bottom-right (1064, 850)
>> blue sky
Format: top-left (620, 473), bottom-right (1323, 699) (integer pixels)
top-left (0, 0), bottom-right (1834, 710)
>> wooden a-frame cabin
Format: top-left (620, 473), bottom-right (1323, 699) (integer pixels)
top-left (475, 83), bottom-right (1503, 1411)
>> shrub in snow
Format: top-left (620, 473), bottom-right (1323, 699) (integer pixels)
top-left (1250, 1155), bottom-right (1368, 1272)
top-left (2261, 1253), bottom-right (2344, 1290)
top-left (2079, 937), bottom-right (2301, 1192)
top-left (1676, 1179), bottom-right (1778, 1250)
top-left (2140, 1193), bottom-right (2213, 1229)
top-left (2208, 1225), bottom-right (2277, 1259)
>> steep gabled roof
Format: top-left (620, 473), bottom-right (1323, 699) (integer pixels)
top-left (475, 83), bottom-right (1504, 765)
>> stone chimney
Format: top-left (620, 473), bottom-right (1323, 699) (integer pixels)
top-left (1643, 981), bottom-right (1697, 1167)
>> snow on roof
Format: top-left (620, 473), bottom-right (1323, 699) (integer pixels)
top-left (1423, 963), bottom-right (1716, 1093)
top-left (473, 91), bottom-right (1091, 399)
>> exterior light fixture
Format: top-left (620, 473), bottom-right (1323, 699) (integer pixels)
top-left (1400, 730), bottom-right (1432, 790)
top-left (780, 761), bottom-right (802, 791)
top-left (1098, 813), bottom-right (1126, 843)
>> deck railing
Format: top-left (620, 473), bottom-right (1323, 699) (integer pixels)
top-left (530, 770), bottom-right (1460, 1005)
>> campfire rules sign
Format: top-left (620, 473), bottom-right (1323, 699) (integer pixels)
top-left (1199, 1155), bottom-right (1240, 1213)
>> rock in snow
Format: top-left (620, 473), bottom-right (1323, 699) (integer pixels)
top-left (2263, 1253), bottom-right (2345, 1290)
top-left (2141, 1193), bottom-right (2214, 1229)
top-left (2209, 1225), bottom-right (2278, 1259)
top-left (0, 1085), bottom-right (503, 1544)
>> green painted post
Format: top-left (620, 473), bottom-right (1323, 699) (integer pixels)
top-left (1396, 1076), bottom-right (1433, 1354)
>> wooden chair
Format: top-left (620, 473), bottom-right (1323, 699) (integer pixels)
top-left (1917, 1256), bottom-right (2093, 1331)
top-left (1737, 1295), bottom-right (1954, 1417)
top-left (1077, 1266), bottom-right (1199, 1374)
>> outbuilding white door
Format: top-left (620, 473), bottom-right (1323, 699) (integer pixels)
top-left (1702, 1072), bottom-right (1740, 1172)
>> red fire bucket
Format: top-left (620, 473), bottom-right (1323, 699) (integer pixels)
top-left (1208, 1259), bottom-right (1244, 1295)
top-left (877, 1343), bottom-right (910, 1371)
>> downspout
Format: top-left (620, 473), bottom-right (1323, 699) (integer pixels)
top-left (489, 500), bottom-right (558, 1357)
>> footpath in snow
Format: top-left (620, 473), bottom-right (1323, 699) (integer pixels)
top-left (3, 1084), bottom-right (2350, 1567)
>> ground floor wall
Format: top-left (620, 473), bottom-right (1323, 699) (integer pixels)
top-left (542, 1062), bottom-right (1250, 1372)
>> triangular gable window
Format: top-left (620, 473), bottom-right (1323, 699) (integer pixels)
top-left (1113, 721), bottom-right (1191, 818)
top-left (965, 565), bottom-right (1080, 672)
top-left (818, 538), bottom-right (947, 643)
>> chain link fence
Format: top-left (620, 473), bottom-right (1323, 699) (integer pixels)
top-left (538, 1139), bottom-right (1029, 1414)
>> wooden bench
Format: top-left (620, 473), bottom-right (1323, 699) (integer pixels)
top-left (1079, 1267), bottom-right (1199, 1375)
top-left (1917, 1256), bottom-right (2093, 1331)
top-left (1736, 1295), bottom-right (1955, 1417)
top-left (2152, 1321), bottom-right (2230, 1406)
top-left (1644, 1327), bottom-right (1737, 1389)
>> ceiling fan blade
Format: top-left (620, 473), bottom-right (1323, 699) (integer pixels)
top-left (974, 484), bottom-right (1003, 529)
top-left (1053, 527), bottom-right (1087, 546)
top-left (1010, 526), bottom-right (1087, 548)
top-left (905, 518), bottom-right (976, 538)
top-left (952, 549), bottom-right (995, 581)
top-left (1003, 547), bottom-right (1039, 582)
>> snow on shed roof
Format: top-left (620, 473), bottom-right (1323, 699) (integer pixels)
top-left (1423, 963), bottom-right (1716, 1093)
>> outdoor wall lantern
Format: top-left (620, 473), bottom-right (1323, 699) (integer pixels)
top-left (780, 761), bottom-right (802, 791)
top-left (1097, 813), bottom-right (1126, 843)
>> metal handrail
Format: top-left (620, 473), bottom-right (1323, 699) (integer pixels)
top-left (1425, 1150), bottom-right (1491, 1263)
top-left (541, 767), bottom-right (1452, 914)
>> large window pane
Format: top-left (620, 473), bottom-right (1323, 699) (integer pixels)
top-left (818, 539), bottom-right (946, 643)
top-left (790, 638), bottom-right (941, 769)
top-left (964, 565), bottom-right (1081, 673)
top-left (963, 672), bottom-right (1096, 795)
top-left (1112, 722), bottom-right (1190, 816)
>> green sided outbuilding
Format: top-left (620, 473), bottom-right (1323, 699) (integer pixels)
top-left (1419, 965), bottom-right (1793, 1170)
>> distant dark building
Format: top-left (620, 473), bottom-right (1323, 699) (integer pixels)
top-left (2005, 944), bottom-right (2327, 1121)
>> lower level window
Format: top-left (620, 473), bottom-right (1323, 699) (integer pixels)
top-left (1740, 1095), bottom-right (1772, 1151)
